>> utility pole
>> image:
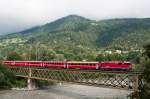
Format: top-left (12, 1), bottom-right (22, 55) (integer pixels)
top-left (36, 42), bottom-right (40, 61)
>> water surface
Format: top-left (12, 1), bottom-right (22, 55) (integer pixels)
top-left (0, 83), bottom-right (131, 99)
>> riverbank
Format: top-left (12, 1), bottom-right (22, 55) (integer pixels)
top-left (0, 83), bottom-right (131, 99)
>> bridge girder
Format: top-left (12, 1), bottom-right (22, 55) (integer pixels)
top-left (8, 67), bottom-right (142, 90)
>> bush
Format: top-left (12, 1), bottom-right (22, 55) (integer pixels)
top-left (131, 44), bottom-right (150, 98)
top-left (0, 63), bottom-right (15, 88)
top-left (0, 63), bottom-right (26, 89)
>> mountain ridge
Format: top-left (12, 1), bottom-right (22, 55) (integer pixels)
top-left (1, 15), bottom-right (150, 50)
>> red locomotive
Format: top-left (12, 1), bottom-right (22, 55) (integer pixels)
top-left (3, 61), bottom-right (132, 71)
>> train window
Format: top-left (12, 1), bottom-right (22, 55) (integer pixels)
top-left (118, 63), bottom-right (122, 65)
top-left (125, 63), bottom-right (130, 65)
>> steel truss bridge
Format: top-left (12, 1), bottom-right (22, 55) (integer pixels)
top-left (8, 67), bottom-right (142, 90)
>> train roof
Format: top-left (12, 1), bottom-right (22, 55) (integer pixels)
top-left (4, 61), bottom-right (43, 62)
top-left (4, 60), bottom-right (66, 63)
top-left (4, 60), bottom-right (131, 64)
top-left (67, 61), bottom-right (99, 63)
top-left (101, 61), bottom-right (131, 63)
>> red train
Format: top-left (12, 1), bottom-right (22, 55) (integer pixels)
top-left (3, 61), bottom-right (132, 71)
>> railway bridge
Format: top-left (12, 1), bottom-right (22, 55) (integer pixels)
top-left (8, 67), bottom-right (142, 91)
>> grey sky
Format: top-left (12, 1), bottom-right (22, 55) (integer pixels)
top-left (0, 0), bottom-right (150, 35)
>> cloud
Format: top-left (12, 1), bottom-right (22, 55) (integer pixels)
top-left (0, 0), bottom-right (150, 34)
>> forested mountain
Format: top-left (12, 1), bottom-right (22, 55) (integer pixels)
top-left (1, 15), bottom-right (150, 50)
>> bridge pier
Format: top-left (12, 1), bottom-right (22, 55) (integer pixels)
top-left (27, 67), bottom-right (36, 90)
top-left (133, 75), bottom-right (140, 91)
top-left (27, 78), bottom-right (36, 90)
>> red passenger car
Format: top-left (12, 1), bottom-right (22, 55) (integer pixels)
top-left (26, 61), bottom-right (43, 67)
top-left (3, 61), bottom-right (42, 67)
top-left (43, 61), bottom-right (66, 68)
top-left (67, 61), bottom-right (99, 69)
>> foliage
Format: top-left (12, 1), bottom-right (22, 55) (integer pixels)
top-left (0, 15), bottom-right (150, 51)
top-left (143, 44), bottom-right (150, 59)
top-left (0, 63), bottom-right (26, 88)
top-left (96, 53), bottom-right (133, 61)
top-left (139, 44), bottom-right (150, 98)
top-left (131, 44), bottom-right (150, 99)
top-left (7, 51), bottom-right (22, 61)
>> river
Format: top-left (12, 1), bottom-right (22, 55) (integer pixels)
top-left (0, 83), bottom-right (131, 99)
